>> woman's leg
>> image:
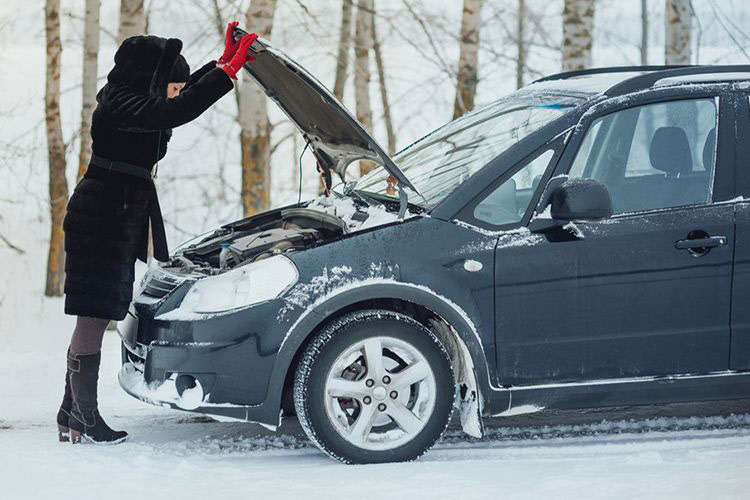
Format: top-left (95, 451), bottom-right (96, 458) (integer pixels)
top-left (66, 316), bottom-right (128, 444)
top-left (57, 316), bottom-right (109, 441)
top-left (69, 316), bottom-right (110, 354)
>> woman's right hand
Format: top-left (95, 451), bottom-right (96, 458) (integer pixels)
top-left (217, 21), bottom-right (240, 65)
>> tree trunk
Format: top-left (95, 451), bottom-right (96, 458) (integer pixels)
top-left (561, 0), bottom-right (594, 71)
top-left (78, 0), bottom-right (100, 181)
top-left (45, 0), bottom-right (69, 297)
top-left (239, 0), bottom-right (277, 216)
top-left (665, 0), bottom-right (691, 65)
top-left (371, 5), bottom-right (396, 156)
top-left (453, 0), bottom-right (483, 119)
top-left (640, 0), bottom-right (649, 65)
top-left (333, 0), bottom-right (354, 101)
top-left (516, 0), bottom-right (526, 89)
top-left (321, 0), bottom-right (355, 194)
top-left (354, 0), bottom-right (375, 175)
top-left (117, 0), bottom-right (146, 43)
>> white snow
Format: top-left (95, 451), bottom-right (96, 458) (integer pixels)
top-left (306, 195), bottom-right (415, 232)
top-left (563, 221), bottom-right (585, 239)
top-left (496, 227), bottom-right (545, 249)
top-left (493, 404), bottom-right (546, 417)
top-left (452, 219), bottom-right (505, 236)
top-left (3, 327), bottom-right (750, 500)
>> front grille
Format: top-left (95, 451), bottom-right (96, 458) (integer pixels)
top-left (141, 268), bottom-right (186, 298)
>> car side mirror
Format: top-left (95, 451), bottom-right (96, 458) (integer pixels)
top-left (529, 178), bottom-right (613, 233)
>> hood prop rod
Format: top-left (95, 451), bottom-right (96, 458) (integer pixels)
top-left (397, 183), bottom-right (408, 219)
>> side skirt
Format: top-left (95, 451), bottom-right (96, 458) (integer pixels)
top-left (486, 371), bottom-right (750, 416)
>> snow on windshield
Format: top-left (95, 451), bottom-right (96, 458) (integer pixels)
top-left (354, 91), bottom-right (583, 207)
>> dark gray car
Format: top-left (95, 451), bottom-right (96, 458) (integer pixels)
top-left (117, 35), bottom-right (750, 463)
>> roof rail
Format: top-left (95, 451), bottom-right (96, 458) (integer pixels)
top-left (531, 65), bottom-right (692, 84)
top-left (604, 65), bottom-right (750, 97)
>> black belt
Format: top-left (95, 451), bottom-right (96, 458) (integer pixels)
top-left (87, 155), bottom-right (169, 262)
top-left (89, 154), bottom-right (152, 179)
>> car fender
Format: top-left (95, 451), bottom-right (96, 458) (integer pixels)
top-left (265, 279), bottom-right (505, 427)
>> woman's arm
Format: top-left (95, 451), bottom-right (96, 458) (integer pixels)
top-left (104, 67), bottom-right (233, 131)
top-left (184, 61), bottom-right (219, 89)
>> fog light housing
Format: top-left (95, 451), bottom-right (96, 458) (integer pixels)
top-left (175, 374), bottom-right (204, 410)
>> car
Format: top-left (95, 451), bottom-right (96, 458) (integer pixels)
top-left (117, 31), bottom-right (750, 464)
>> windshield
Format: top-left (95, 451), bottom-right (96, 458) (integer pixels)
top-left (353, 90), bottom-right (585, 207)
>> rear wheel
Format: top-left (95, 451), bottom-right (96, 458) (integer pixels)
top-left (293, 310), bottom-right (455, 464)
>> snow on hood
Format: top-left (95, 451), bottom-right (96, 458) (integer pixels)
top-left (306, 196), bottom-right (415, 232)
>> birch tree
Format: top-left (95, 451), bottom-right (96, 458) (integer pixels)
top-left (118, 0), bottom-right (146, 43)
top-left (665, 0), bottom-right (691, 64)
top-left (77, 0), bottom-right (100, 180)
top-left (354, 0), bottom-right (374, 175)
top-left (561, 0), bottom-right (594, 71)
top-left (333, 0), bottom-right (354, 101)
top-left (640, 0), bottom-right (649, 65)
top-left (453, 0), bottom-right (482, 119)
top-left (516, 0), bottom-right (526, 88)
top-left (45, 0), bottom-right (69, 296)
top-left (239, 0), bottom-right (277, 216)
top-left (371, 5), bottom-right (395, 156)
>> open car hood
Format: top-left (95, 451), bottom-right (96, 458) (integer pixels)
top-left (237, 29), bottom-right (416, 192)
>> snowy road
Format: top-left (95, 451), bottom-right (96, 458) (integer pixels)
top-left (2, 324), bottom-right (750, 500)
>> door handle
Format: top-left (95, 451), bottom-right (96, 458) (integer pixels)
top-left (675, 235), bottom-right (727, 251)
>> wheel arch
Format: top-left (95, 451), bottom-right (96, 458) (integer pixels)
top-left (270, 282), bottom-right (493, 437)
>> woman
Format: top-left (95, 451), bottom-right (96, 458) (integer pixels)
top-left (57, 23), bottom-right (257, 444)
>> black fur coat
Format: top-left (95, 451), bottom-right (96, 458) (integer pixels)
top-left (63, 36), bottom-right (233, 320)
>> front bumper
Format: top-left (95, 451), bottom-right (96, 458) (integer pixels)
top-left (116, 294), bottom-right (290, 426)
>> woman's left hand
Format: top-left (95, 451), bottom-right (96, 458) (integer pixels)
top-left (217, 21), bottom-right (240, 65)
top-left (220, 33), bottom-right (259, 80)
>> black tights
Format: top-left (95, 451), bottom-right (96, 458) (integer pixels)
top-left (70, 316), bottom-right (110, 355)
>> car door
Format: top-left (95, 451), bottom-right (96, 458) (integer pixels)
top-left (492, 90), bottom-right (736, 386)
top-left (730, 86), bottom-right (750, 371)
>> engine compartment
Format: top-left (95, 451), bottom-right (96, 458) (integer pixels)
top-left (162, 207), bottom-right (353, 276)
top-left (158, 192), bottom-right (418, 276)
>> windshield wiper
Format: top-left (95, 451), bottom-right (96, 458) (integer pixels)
top-left (348, 188), bottom-right (382, 209)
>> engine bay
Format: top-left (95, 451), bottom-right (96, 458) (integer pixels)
top-left (160, 190), bottom-right (419, 276)
top-left (161, 207), bottom-right (349, 276)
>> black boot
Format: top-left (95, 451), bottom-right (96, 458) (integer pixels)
top-left (68, 350), bottom-right (128, 445)
top-left (56, 350), bottom-right (73, 442)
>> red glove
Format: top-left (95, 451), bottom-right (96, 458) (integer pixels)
top-left (217, 21), bottom-right (240, 65)
top-left (220, 33), bottom-right (259, 80)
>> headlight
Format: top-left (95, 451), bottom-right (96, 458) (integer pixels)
top-left (177, 255), bottom-right (298, 314)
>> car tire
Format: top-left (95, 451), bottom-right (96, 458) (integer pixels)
top-left (293, 309), bottom-right (455, 464)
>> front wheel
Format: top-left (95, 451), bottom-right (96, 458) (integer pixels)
top-left (293, 310), bottom-right (455, 464)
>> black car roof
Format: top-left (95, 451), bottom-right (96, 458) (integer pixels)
top-left (530, 65), bottom-right (750, 98)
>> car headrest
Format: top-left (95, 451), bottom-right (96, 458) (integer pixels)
top-left (649, 126), bottom-right (692, 176)
top-left (703, 128), bottom-right (716, 171)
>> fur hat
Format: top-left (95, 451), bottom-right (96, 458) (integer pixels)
top-left (107, 35), bottom-right (190, 97)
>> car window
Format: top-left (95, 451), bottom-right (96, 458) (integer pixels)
top-left (474, 149), bottom-right (555, 226)
top-left (568, 98), bottom-right (717, 214)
